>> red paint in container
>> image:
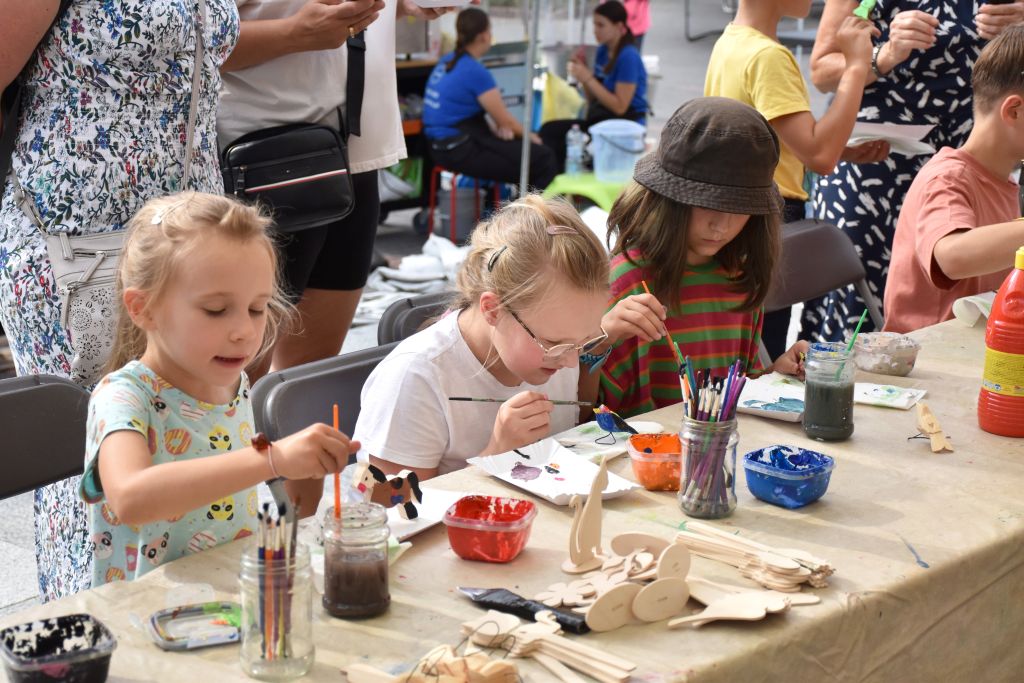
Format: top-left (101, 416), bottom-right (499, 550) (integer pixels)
top-left (443, 495), bottom-right (536, 563)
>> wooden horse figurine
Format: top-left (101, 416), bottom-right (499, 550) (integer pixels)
top-left (352, 462), bottom-right (424, 519)
top-left (562, 455), bottom-right (609, 574)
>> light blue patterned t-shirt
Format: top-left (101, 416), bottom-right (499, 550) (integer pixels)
top-left (81, 361), bottom-right (259, 586)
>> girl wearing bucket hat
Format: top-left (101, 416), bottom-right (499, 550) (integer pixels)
top-left (580, 98), bottom-right (808, 418)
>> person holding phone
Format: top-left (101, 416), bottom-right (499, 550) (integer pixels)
top-left (802, 0), bottom-right (1024, 344)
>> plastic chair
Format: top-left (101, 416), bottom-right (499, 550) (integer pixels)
top-left (376, 292), bottom-right (452, 346)
top-left (758, 219), bottom-right (885, 367)
top-left (250, 343), bottom-right (398, 445)
top-left (0, 374), bottom-right (90, 500)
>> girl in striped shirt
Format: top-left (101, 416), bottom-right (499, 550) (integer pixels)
top-left (584, 98), bottom-right (807, 417)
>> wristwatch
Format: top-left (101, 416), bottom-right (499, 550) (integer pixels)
top-left (871, 43), bottom-right (885, 79)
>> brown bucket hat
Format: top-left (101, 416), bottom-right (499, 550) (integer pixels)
top-left (634, 97), bottom-right (784, 216)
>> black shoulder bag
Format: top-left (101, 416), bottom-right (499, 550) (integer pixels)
top-left (220, 31), bottom-right (367, 233)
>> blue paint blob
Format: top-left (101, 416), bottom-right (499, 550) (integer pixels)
top-left (742, 445), bottom-right (834, 509)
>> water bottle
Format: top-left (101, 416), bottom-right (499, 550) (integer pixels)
top-left (565, 124), bottom-right (586, 176)
top-left (978, 245), bottom-right (1024, 437)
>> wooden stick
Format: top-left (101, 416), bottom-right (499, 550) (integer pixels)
top-left (532, 652), bottom-right (589, 683)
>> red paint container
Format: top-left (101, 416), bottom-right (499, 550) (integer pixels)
top-left (443, 495), bottom-right (536, 563)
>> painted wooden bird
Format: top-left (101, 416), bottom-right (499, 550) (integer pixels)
top-left (594, 404), bottom-right (637, 434)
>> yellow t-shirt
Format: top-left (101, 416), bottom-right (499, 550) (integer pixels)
top-left (705, 23), bottom-right (810, 201)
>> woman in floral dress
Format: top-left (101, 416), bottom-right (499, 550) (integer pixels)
top-left (0, 0), bottom-right (239, 601)
top-left (804, 0), bottom-right (1024, 342)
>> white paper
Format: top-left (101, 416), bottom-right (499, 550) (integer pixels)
top-left (385, 488), bottom-right (467, 541)
top-left (848, 122), bottom-right (936, 156)
top-left (952, 291), bottom-right (995, 327)
top-left (855, 383), bottom-right (926, 410)
top-left (736, 372), bottom-right (805, 422)
top-left (553, 419), bottom-right (667, 462)
top-left (468, 439), bottom-right (639, 505)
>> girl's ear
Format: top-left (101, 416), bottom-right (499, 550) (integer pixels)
top-left (478, 291), bottom-right (503, 326)
top-left (123, 289), bottom-right (154, 330)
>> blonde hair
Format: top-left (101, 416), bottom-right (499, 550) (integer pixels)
top-left (453, 194), bottom-right (609, 313)
top-left (106, 192), bottom-right (291, 373)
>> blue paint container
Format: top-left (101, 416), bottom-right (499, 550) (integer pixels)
top-left (742, 445), bottom-right (834, 509)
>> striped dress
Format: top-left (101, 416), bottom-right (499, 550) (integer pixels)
top-left (599, 252), bottom-right (764, 418)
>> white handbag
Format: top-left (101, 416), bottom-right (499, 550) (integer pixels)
top-left (10, 0), bottom-right (206, 386)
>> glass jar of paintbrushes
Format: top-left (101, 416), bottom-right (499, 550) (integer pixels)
top-left (323, 502), bottom-right (390, 618)
top-left (677, 361), bottom-right (746, 519)
top-left (239, 510), bottom-right (313, 681)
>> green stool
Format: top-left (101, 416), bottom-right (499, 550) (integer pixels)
top-left (542, 172), bottom-right (628, 212)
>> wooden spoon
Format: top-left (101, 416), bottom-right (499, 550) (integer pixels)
top-left (667, 592), bottom-right (778, 629)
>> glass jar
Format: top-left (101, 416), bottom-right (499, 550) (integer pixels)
top-left (678, 417), bottom-right (738, 519)
top-left (239, 543), bottom-right (314, 681)
top-left (323, 502), bottom-right (390, 618)
top-left (803, 341), bottom-right (856, 441)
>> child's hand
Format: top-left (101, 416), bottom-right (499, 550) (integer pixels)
top-left (272, 424), bottom-right (360, 479)
top-left (602, 293), bottom-right (668, 345)
top-left (841, 140), bottom-right (890, 164)
top-left (486, 391), bottom-right (554, 455)
top-left (837, 15), bottom-right (877, 68)
top-left (771, 340), bottom-right (811, 381)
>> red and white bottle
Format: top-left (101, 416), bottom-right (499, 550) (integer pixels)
top-left (978, 246), bottom-right (1024, 437)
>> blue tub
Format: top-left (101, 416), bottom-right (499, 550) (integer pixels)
top-left (743, 445), bottom-right (834, 509)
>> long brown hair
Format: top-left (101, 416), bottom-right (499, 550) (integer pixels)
top-left (106, 192), bottom-right (292, 373)
top-left (447, 7), bottom-right (490, 72)
top-left (594, 1), bottom-right (635, 76)
top-left (608, 182), bottom-right (779, 312)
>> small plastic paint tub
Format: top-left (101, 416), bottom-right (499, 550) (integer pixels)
top-left (0, 614), bottom-right (117, 683)
top-left (742, 445), bottom-right (835, 509)
top-left (627, 433), bottom-right (682, 491)
top-left (853, 332), bottom-right (920, 376)
top-left (443, 495), bottom-right (536, 563)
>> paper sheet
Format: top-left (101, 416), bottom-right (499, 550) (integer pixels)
top-left (737, 372), bottom-right (927, 421)
top-left (553, 419), bottom-right (667, 462)
top-left (848, 122), bottom-right (936, 156)
top-left (952, 291), bottom-right (995, 327)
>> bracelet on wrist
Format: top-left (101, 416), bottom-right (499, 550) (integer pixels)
top-left (871, 43), bottom-right (885, 79)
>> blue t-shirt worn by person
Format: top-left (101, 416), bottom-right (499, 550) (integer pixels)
top-left (593, 43), bottom-right (648, 118)
top-left (423, 52), bottom-right (497, 140)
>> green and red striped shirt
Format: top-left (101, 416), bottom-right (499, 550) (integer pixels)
top-left (599, 251), bottom-right (764, 418)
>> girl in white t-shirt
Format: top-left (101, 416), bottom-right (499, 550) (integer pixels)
top-left (355, 196), bottom-right (611, 478)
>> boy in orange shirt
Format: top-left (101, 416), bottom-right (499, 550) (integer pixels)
top-left (884, 26), bottom-right (1024, 334)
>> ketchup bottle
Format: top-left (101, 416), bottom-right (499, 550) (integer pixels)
top-left (978, 246), bottom-right (1024, 437)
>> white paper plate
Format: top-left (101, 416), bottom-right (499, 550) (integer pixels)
top-left (412, 0), bottom-right (472, 7)
top-left (468, 439), bottom-right (639, 505)
top-left (554, 420), bottom-right (668, 462)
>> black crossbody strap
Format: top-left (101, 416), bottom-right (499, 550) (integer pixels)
top-left (1, 0), bottom-right (74, 196)
top-left (345, 31), bottom-right (366, 137)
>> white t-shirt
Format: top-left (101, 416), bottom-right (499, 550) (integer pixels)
top-left (354, 311), bottom-right (581, 475)
top-left (218, 0), bottom-right (406, 173)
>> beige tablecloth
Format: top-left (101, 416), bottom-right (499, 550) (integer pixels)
top-left (3, 320), bottom-right (1022, 682)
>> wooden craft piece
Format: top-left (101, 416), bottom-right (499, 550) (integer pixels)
top-left (352, 462), bottom-right (423, 519)
top-left (916, 402), bottom-right (954, 453)
top-left (562, 456), bottom-right (610, 574)
top-left (603, 550), bottom-right (637, 585)
top-left (667, 591), bottom-right (785, 629)
top-left (344, 644), bottom-right (519, 683)
top-left (631, 577), bottom-right (690, 622)
top-left (610, 532), bottom-right (670, 557)
top-left (575, 571), bottom-right (625, 599)
top-left (688, 576), bottom-right (820, 607)
top-left (631, 551), bottom-right (656, 574)
top-left (535, 582), bottom-right (591, 608)
top-left (584, 582), bottom-right (642, 632)
top-left (655, 544), bottom-right (691, 580)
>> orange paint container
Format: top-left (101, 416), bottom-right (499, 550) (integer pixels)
top-left (627, 434), bottom-right (683, 491)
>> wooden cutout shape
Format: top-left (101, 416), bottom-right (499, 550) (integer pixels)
top-left (562, 456), bottom-right (610, 574)
top-left (585, 582), bottom-right (642, 632)
top-left (916, 402), bottom-right (954, 452)
top-left (631, 552), bottom-right (656, 575)
top-left (535, 581), bottom-right (590, 608)
top-left (603, 550), bottom-right (638, 584)
top-left (351, 462), bottom-right (424, 519)
top-left (667, 591), bottom-right (782, 629)
top-left (655, 544), bottom-right (691, 580)
top-left (576, 571), bottom-right (625, 599)
top-left (688, 576), bottom-right (820, 607)
top-left (610, 532), bottom-right (670, 557)
top-left (631, 577), bottom-right (690, 622)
